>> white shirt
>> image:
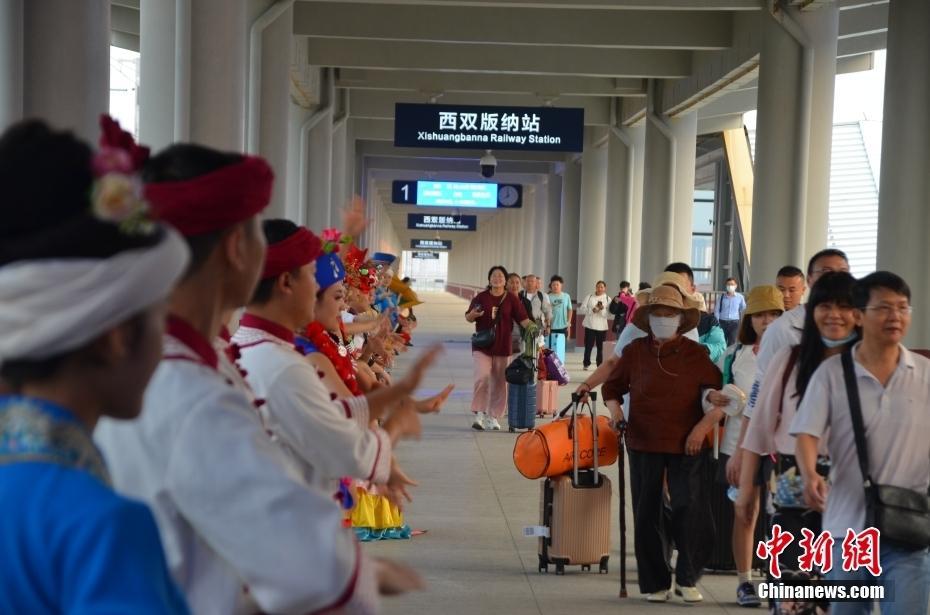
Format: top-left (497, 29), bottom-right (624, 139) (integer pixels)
top-left (578, 293), bottom-right (611, 331)
top-left (96, 324), bottom-right (378, 615)
top-left (791, 344), bottom-right (930, 538)
top-left (232, 322), bottom-right (391, 492)
top-left (717, 344), bottom-right (756, 456)
top-left (747, 304), bottom-right (805, 413)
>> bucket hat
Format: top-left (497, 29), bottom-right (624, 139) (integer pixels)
top-left (632, 284), bottom-right (701, 335)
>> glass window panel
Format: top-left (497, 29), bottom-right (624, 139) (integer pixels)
top-left (693, 269), bottom-right (711, 287)
top-left (691, 235), bottom-right (713, 270)
top-left (693, 200), bottom-right (715, 233)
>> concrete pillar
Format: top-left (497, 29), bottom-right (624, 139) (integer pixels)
top-left (558, 157), bottom-right (582, 298)
top-left (750, 6), bottom-right (836, 283)
top-left (545, 173), bottom-right (563, 281)
top-left (0, 0), bottom-right (24, 129)
top-left (140, 0), bottom-right (250, 152)
top-left (628, 123), bottom-right (646, 286)
top-left (140, 0), bottom-right (182, 149)
top-left (256, 4), bottom-right (292, 219)
top-left (604, 127), bottom-right (635, 289)
top-left (876, 0), bottom-right (930, 347)
top-left (640, 82), bottom-right (674, 283)
top-left (306, 109), bottom-right (334, 231)
top-left (577, 127), bottom-right (609, 298)
top-left (331, 118), bottom-right (348, 221)
top-left (22, 0), bottom-right (109, 143)
top-left (799, 4), bottom-right (838, 257)
top-left (751, 11), bottom-right (803, 283)
top-left (670, 111), bottom-right (698, 265)
top-left (189, 0), bottom-right (248, 150)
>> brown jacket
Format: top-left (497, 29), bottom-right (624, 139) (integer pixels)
top-left (603, 336), bottom-right (722, 454)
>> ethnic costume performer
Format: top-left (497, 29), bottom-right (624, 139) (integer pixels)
top-left (95, 145), bottom-right (422, 614)
top-left (233, 220), bottom-right (429, 503)
top-left (0, 118), bottom-right (190, 613)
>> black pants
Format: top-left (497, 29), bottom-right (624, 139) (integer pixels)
top-left (583, 327), bottom-right (606, 367)
top-left (719, 319), bottom-right (740, 347)
top-left (628, 449), bottom-right (715, 593)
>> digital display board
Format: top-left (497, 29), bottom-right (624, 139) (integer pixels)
top-left (394, 103), bottom-right (584, 152)
top-left (411, 239), bottom-right (452, 250)
top-left (392, 180), bottom-right (522, 208)
top-left (407, 213), bottom-right (477, 231)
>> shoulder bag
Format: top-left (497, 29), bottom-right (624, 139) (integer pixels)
top-left (842, 348), bottom-right (930, 549)
top-left (471, 293), bottom-right (506, 349)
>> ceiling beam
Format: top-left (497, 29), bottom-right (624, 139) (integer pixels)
top-left (838, 2), bottom-right (887, 38)
top-left (111, 4), bottom-right (139, 35)
top-left (351, 118), bottom-right (395, 141)
top-left (349, 90), bottom-right (611, 124)
top-left (307, 38), bottom-right (692, 78)
top-left (360, 140), bottom-right (567, 163)
top-left (837, 31), bottom-right (886, 57)
top-left (298, 0), bottom-right (760, 9)
top-left (337, 69), bottom-right (645, 97)
top-left (295, 3), bottom-right (732, 50)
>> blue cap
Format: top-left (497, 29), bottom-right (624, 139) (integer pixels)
top-left (371, 252), bottom-right (396, 265)
top-left (315, 252), bottom-right (346, 291)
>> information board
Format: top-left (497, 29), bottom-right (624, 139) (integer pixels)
top-left (411, 239), bottom-right (452, 250)
top-left (394, 103), bottom-right (584, 152)
top-left (407, 213), bottom-right (477, 231)
top-left (392, 180), bottom-right (522, 208)
top-left (412, 251), bottom-right (440, 260)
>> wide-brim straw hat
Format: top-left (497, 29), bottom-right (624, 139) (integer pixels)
top-left (632, 284), bottom-right (701, 335)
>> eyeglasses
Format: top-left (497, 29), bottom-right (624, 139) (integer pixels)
top-left (864, 304), bottom-right (913, 317)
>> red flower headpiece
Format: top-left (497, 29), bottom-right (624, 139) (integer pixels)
top-left (343, 245), bottom-right (378, 294)
top-left (90, 115), bottom-right (152, 234)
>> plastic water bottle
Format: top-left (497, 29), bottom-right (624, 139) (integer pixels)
top-left (727, 486), bottom-right (739, 502)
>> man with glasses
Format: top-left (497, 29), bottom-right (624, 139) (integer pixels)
top-left (791, 271), bottom-right (930, 615)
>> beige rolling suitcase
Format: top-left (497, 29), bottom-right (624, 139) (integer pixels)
top-left (538, 392), bottom-right (612, 575)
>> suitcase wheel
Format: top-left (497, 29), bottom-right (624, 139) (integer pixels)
top-left (538, 554), bottom-right (548, 574)
top-left (581, 565), bottom-right (590, 572)
top-left (508, 426), bottom-right (515, 433)
top-left (599, 556), bottom-right (609, 574)
top-left (555, 563), bottom-right (565, 575)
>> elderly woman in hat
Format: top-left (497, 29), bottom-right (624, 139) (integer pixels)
top-left (715, 285), bottom-right (784, 608)
top-left (587, 284), bottom-right (724, 604)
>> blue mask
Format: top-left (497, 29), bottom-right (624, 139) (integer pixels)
top-left (821, 331), bottom-right (858, 348)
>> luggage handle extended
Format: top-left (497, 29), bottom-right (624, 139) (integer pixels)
top-left (567, 392), bottom-right (600, 488)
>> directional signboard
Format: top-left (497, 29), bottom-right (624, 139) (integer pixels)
top-left (407, 213), bottom-right (476, 231)
top-left (412, 251), bottom-right (440, 260)
top-left (411, 239), bottom-right (452, 250)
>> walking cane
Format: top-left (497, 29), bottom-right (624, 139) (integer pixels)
top-left (617, 419), bottom-right (628, 598)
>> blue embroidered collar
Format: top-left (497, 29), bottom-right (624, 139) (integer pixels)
top-left (0, 396), bottom-right (110, 485)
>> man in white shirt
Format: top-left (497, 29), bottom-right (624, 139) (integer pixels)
top-left (96, 145), bottom-right (421, 614)
top-left (233, 219), bottom-right (434, 494)
top-left (791, 271), bottom-right (930, 615)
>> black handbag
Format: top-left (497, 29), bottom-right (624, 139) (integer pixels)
top-left (470, 294), bottom-right (505, 349)
top-left (842, 349), bottom-right (930, 550)
top-left (505, 355), bottom-right (535, 385)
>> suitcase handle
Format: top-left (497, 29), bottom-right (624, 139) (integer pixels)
top-left (568, 394), bottom-right (600, 488)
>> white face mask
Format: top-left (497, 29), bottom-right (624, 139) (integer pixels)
top-left (649, 314), bottom-right (682, 340)
top-left (726, 284), bottom-right (736, 293)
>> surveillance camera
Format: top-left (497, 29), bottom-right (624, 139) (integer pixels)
top-left (480, 150), bottom-right (497, 178)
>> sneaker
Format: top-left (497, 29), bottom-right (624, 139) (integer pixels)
top-left (488, 417), bottom-right (501, 431)
top-left (675, 586), bottom-right (703, 603)
top-left (471, 412), bottom-right (486, 430)
top-left (736, 582), bottom-right (761, 608)
top-left (646, 590), bottom-right (671, 603)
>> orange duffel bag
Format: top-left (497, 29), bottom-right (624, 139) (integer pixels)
top-left (513, 392), bottom-right (618, 479)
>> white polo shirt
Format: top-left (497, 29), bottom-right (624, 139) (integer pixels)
top-left (790, 344), bottom-right (930, 538)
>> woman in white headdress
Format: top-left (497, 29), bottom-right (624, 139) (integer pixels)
top-left (0, 118), bottom-right (190, 613)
